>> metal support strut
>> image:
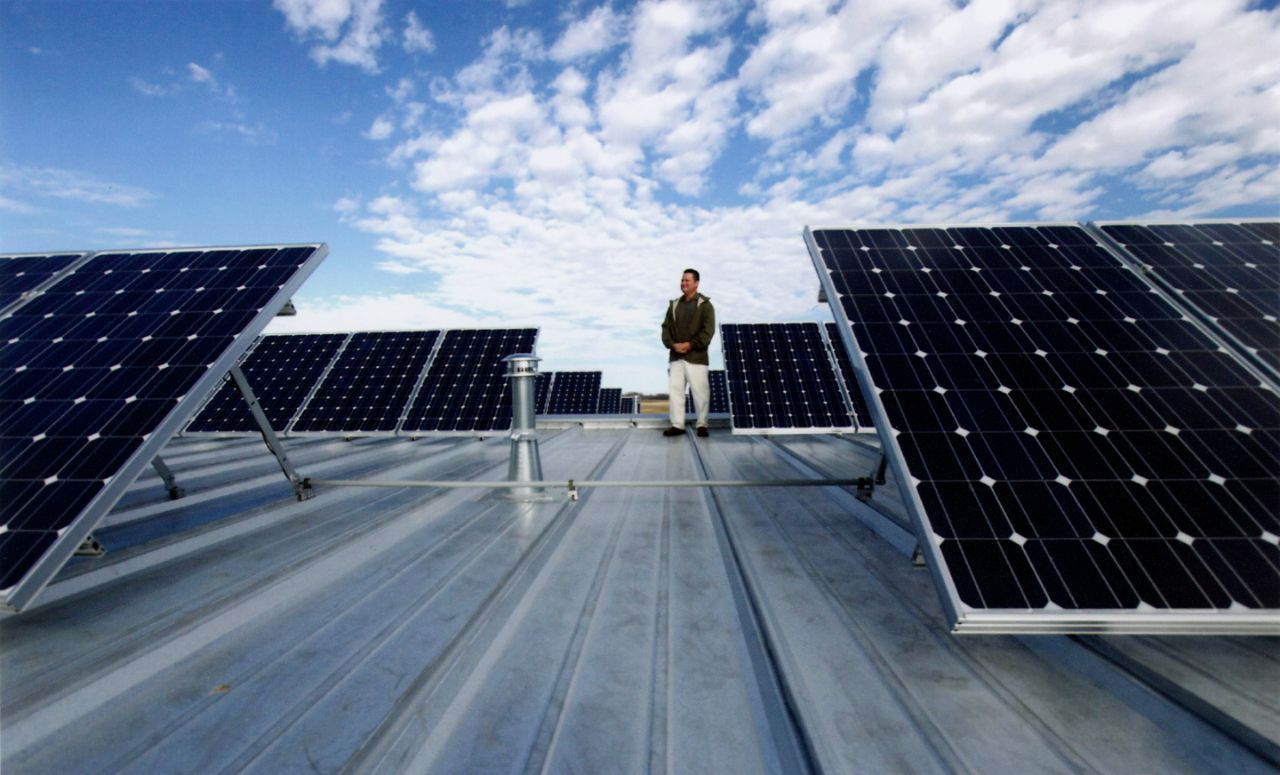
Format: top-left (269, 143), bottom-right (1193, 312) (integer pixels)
top-left (228, 365), bottom-right (313, 501)
top-left (151, 455), bottom-right (185, 500)
top-left (855, 453), bottom-right (889, 501)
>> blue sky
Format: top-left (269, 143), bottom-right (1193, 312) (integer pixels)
top-left (3, 0), bottom-right (1277, 392)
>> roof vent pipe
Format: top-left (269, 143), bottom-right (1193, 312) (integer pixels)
top-left (502, 354), bottom-right (549, 500)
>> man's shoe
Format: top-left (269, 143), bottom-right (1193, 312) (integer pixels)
top-left (696, 427), bottom-right (709, 437)
top-left (663, 426), bottom-right (685, 437)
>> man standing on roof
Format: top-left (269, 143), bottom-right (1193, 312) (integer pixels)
top-left (661, 268), bottom-right (716, 437)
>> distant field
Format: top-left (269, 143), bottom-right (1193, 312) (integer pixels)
top-left (639, 399), bottom-right (668, 414)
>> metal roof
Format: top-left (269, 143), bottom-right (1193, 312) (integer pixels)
top-left (2, 426), bottom-right (1277, 773)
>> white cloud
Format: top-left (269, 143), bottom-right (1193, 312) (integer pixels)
top-left (130, 76), bottom-right (179, 97)
top-left (365, 116), bottom-right (395, 140)
top-left (197, 121), bottom-right (279, 145)
top-left (274, 0), bottom-right (388, 72)
top-left (551, 5), bottom-right (627, 62)
top-left (403, 10), bottom-right (435, 54)
top-left (0, 163), bottom-right (156, 208)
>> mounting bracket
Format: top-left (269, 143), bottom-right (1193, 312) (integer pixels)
top-left (151, 455), bottom-right (185, 500)
top-left (228, 365), bottom-right (313, 501)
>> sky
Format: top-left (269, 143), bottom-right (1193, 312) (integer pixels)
top-left (2, 0), bottom-right (1277, 393)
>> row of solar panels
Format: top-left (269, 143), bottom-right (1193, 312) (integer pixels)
top-left (808, 219), bottom-right (1278, 633)
top-left (533, 371), bottom-right (638, 416)
top-left (187, 328), bottom-right (537, 434)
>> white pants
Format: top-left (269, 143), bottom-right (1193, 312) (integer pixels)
top-left (668, 360), bottom-right (709, 429)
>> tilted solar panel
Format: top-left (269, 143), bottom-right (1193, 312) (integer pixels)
top-left (824, 322), bottom-right (874, 430)
top-left (720, 323), bottom-right (855, 434)
top-left (685, 369), bottom-right (729, 415)
top-left (1097, 220), bottom-right (1280, 374)
top-left (290, 331), bottom-right (439, 434)
top-left (402, 328), bottom-right (538, 432)
top-left (598, 387), bottom-right (623, 414)
top-left (186, 333), bottom-right (348, 432)
top-left (808, 223), bottom-right (1279, 633)
top-left (0, 253), bottom-right (90, 311)
top-left (623, 395), bottom-right (639, 414)
top-left (0, 244), bottom-right (327, 610)
top-left (544, 371), bottom-right (602, 415)
top-left (534, 372), bottom-right (551, 415)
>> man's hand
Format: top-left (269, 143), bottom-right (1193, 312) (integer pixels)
top-left (672, 342), bottom-right (692, 354)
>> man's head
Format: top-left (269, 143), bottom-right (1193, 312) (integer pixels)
top-left (680, 268), bottom-right (700, 298)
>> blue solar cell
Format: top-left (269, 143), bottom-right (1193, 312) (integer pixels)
top-left (291, 331), bottom-right (439, 433)
top-left (402, 328), bottom-right (537, 432)
top-left (1099, 220), bottom-right (1280, 372)
top-left (0, 253), bottom-right (87, 311)
top-left (0, 244), bottom-right (326, 610)
top-left (721, 323), bottom-right (854, 433)
top-left (598, 387), bottom-right (623, 414)
top-left (534, 372), bottom-right (551, 414)
top-left (810, 223), bottom-right (1279, 631)
top-left (824, 322), bottom-right (873, 429)
top-left (186, 333), bottom-right (348, 432)
top-left (544, 372), bottom-right (602, 415)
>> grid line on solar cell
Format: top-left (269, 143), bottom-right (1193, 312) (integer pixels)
top-left (720, 323), bottom-right (855, 434)
top-left (290, 331), bottom-right (440, 433)
top-left (0, 244), bottom-right (326, 610)
top-left (543, 371), bottom-right (602, 415)
top-left (598, 387), bottom-right (623, 414)
top-left (1096, 220), bottom-right (1280, 376)
top-left (0, 252), bottom-right (92, 312)
top-left (685, 370), bottom-right (729, 415)
top-left (823, 322), bottom-right (874, 430)
top-left (808, 223), bottom-right (1279, 632)
top-left (401, 328), bottom-right (538, 432)
top-left (185, 333), bottom-right (350, 433)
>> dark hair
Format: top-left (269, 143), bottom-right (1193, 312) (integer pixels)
top-left (683, 268), bottom-right (700, 282)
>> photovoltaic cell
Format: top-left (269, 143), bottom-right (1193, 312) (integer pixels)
top-left (720, 323), bottom-right (855, 434)
top-left (402, 328), bottom-right (538, 432)
top-left (186, 333), bottom-right (348, 432)
top-left (1098, 221), bottom-right (1280, 372)
top-left (291, 331), bottom-right (439, 433)
top-left (623, 395), bottom-right (639, 414)
top-left (686, 369), bottom-right (729, 414)
top-left (0, 244), bottom-right (326, 610)
top-left (598, 387), bottom-right (623, 414)
top-left (808, 223), bottom-right (1279, 632)
top-left (544, 371), bottom-right (602, 415)
top-left (825, 322), bottom-right (874, 429)
top-left (0, 253), bottom-right (88, 311)
top-left (535, 372), bottom-right (551, 414)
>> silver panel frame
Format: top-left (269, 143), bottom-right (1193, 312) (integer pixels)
top-left (0, 251), bottom-right (96, 316)
top-left (1088, 218), bottom-right (1280, 386)
top-left (805, 223), bottom-right (1280, 634)
top-left (2, 243), bottom-right (329, 612)
top-left (721, 321), bottom-right (860, 436)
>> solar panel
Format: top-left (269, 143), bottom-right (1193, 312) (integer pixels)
top-left (685, 369), bottom-right (730, 415)
top-left (720, 323), bottom-right (856, 434)
top-left (598, 387), bottom-right (623, 414)
top-left (1096, 220), bottom-right (1280, 373)
top-left (544, 371), bottom-right (602, 415)
top-left (401, 328), bottom-right (538, 433)
top-left (808, 223), bottom-right (1279, 633)
top-left (534, 372), bottom-right (551, 414)
top-left (291, 331), bottom-right (440, 433)
top-left (186, 333), bottom-right (348, 432)
top-left (623, 395), bottom-right (639, 414)
top-left (0, 252), bottom-right (90, 311)
top-left (0, 243), bottom-right (327, 610)
top-left (824, 322), bottom-right (875, 429)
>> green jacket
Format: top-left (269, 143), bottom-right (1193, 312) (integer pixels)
top-left (661, 293), bottom-right (715, 365)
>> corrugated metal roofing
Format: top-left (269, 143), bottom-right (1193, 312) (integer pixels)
top-left (2, 426), bottom-right (1277, 773)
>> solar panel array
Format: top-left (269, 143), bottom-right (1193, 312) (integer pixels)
top-left (685, 369), bottom-right (730, 415)
top-left (187, 333), bottom-right (347, 432)
top-left (598, 387), bottom-right (623, 414)
top-left (808, 223), bottom-right (1279, 633)
top-left (403, 328), bottom-right (537, 433)
top-left (1, 244), bottom-right (327, 610)
top-left (623, 395), bottom-right (640, 414)
top-left (187, 328), bottom-right (538, 435)
top-left (543, 371), bottom-right (602, 414)
top-left (720, 323), bottom-right (857, 434)
top-left (0, 253), bottom-right (90, 311)
top-left (534, 372), bottom-right (551, 414)
top-left (1097, 221), bottom-right (1279, 373)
